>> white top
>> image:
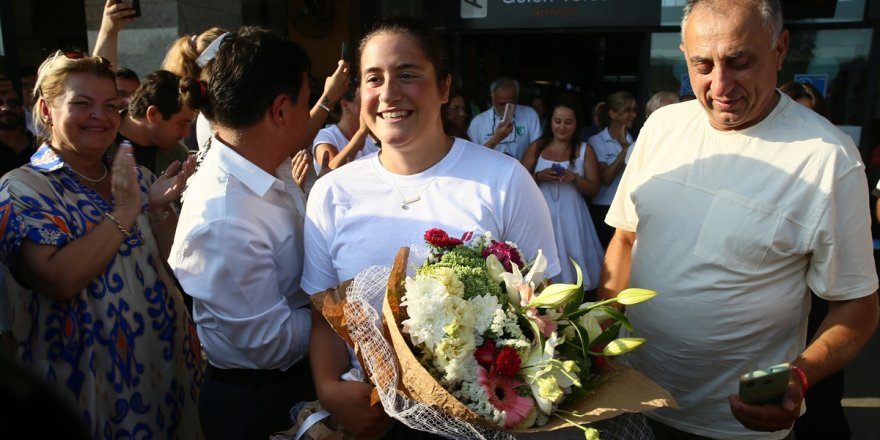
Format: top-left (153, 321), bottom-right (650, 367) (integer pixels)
top-left (302, 137), bottom-right (561, 296)
top-left (588, 127), bottom-right (633, 205)
top-left (607, 95), bottom-right (878, 439)
top-left (467, 105), bottom-right (542, 160)
top-left (169, 136), bottom-right (311, 370)
top-left (311, 124), bottom-right (379, 174)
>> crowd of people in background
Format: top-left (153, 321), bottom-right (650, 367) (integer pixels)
top-left (0, 0), bottom-right (878, 439)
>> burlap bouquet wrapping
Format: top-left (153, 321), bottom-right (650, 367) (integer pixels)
top-left (312, 247), bottom-right (677, 438)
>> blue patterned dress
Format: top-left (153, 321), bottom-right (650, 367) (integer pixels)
top-left (0, 144), bottom-right (204, 439)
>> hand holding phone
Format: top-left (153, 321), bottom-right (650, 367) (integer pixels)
top-left (500, 103), bottom-right (514, 125)
top-left (551, 163), bottom-right (565, 178)
top-left (341, 42), bottom-right (350, 62)
top-left (738, 363), bottom-right (791, 405)
top-left (116, 0), bottom-right (141, 18)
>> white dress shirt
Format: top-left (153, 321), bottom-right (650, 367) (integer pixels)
top-left (169, 137), bottom-right (310, 370)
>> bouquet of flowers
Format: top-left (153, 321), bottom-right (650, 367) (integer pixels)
top-left (305, 228), bottom-right (676, 440)
top-left (386, 228), bottom-right (656, 433)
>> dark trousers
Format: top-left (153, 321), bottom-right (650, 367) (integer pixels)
top-left (648, 417), bottom-right (795, 440)
top-left (793, 294), bottom-right (850, 440)
top-left (199, 360), bottom-right (316, 440)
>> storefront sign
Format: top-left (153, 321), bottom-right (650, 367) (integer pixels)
top-left (453, 0), bottom-right (661, 29)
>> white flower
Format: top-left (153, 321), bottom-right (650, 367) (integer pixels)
top-left (401, 276), bottom-right (456, 350)
top-left (432, 267), bottom-right (465, 297)
top-left (521, 333), bottom-right (581, 415)
top-left (468, 294), bottom-right (502, 335)
top-left (499, 249), bottom-right (547, 305)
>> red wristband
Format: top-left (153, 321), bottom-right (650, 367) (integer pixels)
top-left (792, 365), bottom-right (808, 396)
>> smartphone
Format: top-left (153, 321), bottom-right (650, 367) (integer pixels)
top-left (501, 103), bottom-right (514, 125)
top-left (739, 363), bottom-right (791, 405)
top-left (551, 163), bottom-right (565, 177)
top-left (116, 0), bottom-right (141, 18)
top-left (341, 42), bottom-right (350, 62)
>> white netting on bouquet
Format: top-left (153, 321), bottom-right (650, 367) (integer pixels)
top-left (346, 265), bottom-right (513, 440)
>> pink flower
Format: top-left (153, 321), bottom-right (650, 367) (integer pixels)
top-left (477, 367), bottom-right (535, 428)
top-left (526, 308), bottom-right (558, 338)
top-left (482, 240), bottom-right (524, 272)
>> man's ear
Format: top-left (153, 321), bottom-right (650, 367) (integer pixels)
top-left (269, 93), bottom-right (289, 126)
top-left (145, 105), bottom-right (161, 123)
top-left (774, 30), bottom-right (790, 71)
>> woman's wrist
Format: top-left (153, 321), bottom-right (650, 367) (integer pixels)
top-left (148, 206), bottom-right (173, 222)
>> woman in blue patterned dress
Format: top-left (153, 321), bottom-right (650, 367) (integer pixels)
top-left (0, 51), bottom-right (203, 439)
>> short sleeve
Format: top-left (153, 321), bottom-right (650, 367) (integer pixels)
top-left (0, 171), bottom-right (76, 269)
top-left (807, 166), bottom-right (879, 299)
top-left (302, 181), bottom-right (339, 294)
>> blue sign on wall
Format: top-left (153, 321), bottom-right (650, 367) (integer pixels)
top-left (793, 74), bottom-right (828, 97)
top-left (680, 74), bottom-right (694, 98)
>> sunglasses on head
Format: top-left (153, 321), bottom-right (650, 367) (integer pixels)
top-left (51, 50), bottom-right (113, 70)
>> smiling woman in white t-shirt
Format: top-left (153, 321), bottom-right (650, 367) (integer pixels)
top-left (302, 16), bottom-right (559, 439)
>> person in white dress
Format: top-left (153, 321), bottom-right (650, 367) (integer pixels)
top-left (521, 95), bottom-right (604, 288)
top-left (311, 81), bottom-right (378, 176)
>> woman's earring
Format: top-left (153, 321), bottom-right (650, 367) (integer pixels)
top-left (45, 119), bottom-right (53, 127)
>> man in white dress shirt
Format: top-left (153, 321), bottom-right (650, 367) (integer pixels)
top-left (168, 27), bottom-right (314, 440)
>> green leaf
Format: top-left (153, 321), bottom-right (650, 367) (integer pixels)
top-left (602, 337), bottom-right (646, 356)
top-left (597, 306), bottom-right (632, 332)
top-left (588, 322), bottom-right (622, 351)
top-left (616, 288), bottom-right (657, 305)
top-left (585, 427), bottom-right (600, 440)
top-left (569, 320), bottom-right (591, 359)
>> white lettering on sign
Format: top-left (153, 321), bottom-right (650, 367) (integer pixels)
top-left (461, 0), bottom-right (488, 18)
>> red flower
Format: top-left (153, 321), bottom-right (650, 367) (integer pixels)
top-left (424, 228), bottom-right (463, 248)
top-left (494, 346), bottom-right (522, 376)
top-left (482, 240), bottom-right (524, 272)
top-left (474, 339), bottom-right (497, 367)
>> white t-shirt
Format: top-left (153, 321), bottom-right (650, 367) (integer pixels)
top-left (310, 124), bottom-right (379, 174)
top-left (467, 105), bottom-right (542, 160)
top-left (302, 137), bottom-right (561, 297)
top-left (588, 127), bottom-right (633, 206)
top-left (607, 95), bottom-right (878, 439)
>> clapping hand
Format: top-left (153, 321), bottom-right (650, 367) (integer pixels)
top-left (149, 154), bottom-right (196, 211)
top-left (110, 143), bottom-right (143, 226)
top-left (291, 149), bottom-right (311, 191)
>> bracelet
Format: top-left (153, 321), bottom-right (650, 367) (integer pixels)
top-left (149, 207), bottom-right (172, 222)
top-left (317, 98), bottom-right (332, 113)
top-left (792, 365), bottom-right (808, 396)
top-left (104, 212), bottom-right (134, 239)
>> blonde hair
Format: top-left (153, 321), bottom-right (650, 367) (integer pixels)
top-left (33, 51), bottom-right (116, 144)
top-left (160, 27), bottom-right (227, 78)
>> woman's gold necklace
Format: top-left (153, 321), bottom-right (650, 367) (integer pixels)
top-left (68, 163), bottom-right (108, 185)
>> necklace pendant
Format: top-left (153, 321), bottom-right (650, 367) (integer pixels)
top-left (400, 195), bottom-right (421, 210)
